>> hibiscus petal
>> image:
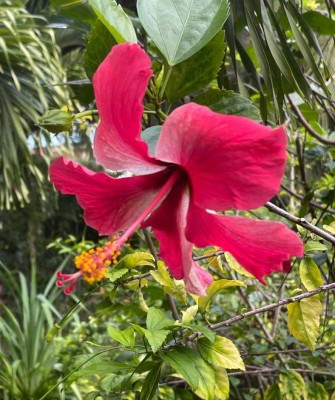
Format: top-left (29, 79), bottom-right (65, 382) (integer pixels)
top-left (155, 103), bottom-right (287, 211)
top-left (49, 157), bottom-right (171, 236)
top-left (186, 203), bottom-right (304, 283)
top-left (93, 43), bottom-right (164, 173)
top-left (142, 180), bottom-right (213, 296)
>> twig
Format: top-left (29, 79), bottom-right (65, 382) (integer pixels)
top-left (242, 345), bottom-right (335, 357)
top-left (287, 95), bottom-right (335, 146)
top-left (266, 202), bottom-right (335, 245)
top-left (281, 183), bottom-right (335, 215)
top-left (210, 282), bottom-right (335, 331)
top-left (228, 368), bottom-right (335, 377)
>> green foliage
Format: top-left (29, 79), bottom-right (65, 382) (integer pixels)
top-left (137, 0), bottom-right (229, 65)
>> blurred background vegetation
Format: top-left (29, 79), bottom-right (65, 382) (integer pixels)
top-left (1, 0), bottom-right (335, 399)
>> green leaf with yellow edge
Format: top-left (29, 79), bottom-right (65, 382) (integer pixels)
top-left (144, 329), bottom-right (169, 353)
top-left (146, 307), bottom-right (174, 331)
top-left (287, 296), bottom-right (322, 350)
top-left (225, 253), bottom-right (255, 278)
top-left (150, 261), bottom-right (187, 303)
top-left (193, 358), bottom-right (216, 400)
top-left (198, 336), bottom-right (245, 371)
top-left (115, 252), bottom-right (155, 270)
top-left (299, 258), bottom-right (323, 291)
top-left (165, 31), bottom-right (225, 102)
top-left (323, 222), bottom-right (335, 235)
top-left (198, 279), bottom-right (246, 313)
top-left (264, 384), bottom-right (283, 400)
top-left (160, 346), bottom-right (200, 390)
top-left (307, 382), bottom-right (328, 400)
top-left (213, 367), bottom-right (230, 399)
top-left (181, 305), bottom-right (198, 323)
top-left (108, 326), bottom-right (135, 348)
top-left (88, 0), bottom-right (137, 43)
top-left (279, 371), bottom-right (306, 400)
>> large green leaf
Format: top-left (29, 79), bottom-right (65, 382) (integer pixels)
top-left (137, 0), bottom-right (229, 65)
top-left (144, 329), bottom-right (169, 353)
top-left (299, 258), bottom-right (323, 291)
top-left (193, 89), bottom-right (261, 120)
top-left (84, 19), bottom-right (117, 79)
top-left (89, 0), bottom-right (137, 43)
top-left (165, 31), bottom-right (225, 101)
top-left (198, 336), bottom-right (245, 371)
top-left (140, 363), bottom-right (162, 400)
top-left (303, 11), bottom-right (335, 35)
top-left (160, 346), bottom-right (200, 390)
top-left (287, 296), bottom-right (322, 350)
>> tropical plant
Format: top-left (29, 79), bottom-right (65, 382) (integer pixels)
top-left (0, 0), bottom-right (69, 209)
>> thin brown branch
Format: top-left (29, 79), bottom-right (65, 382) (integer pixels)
top-left (210, 282), bottom-right (335, 331)
top-left (228, 368), bottom-right (335, 377)
top-left (266, 201), bottom-right (335, 245)
top-left (287, 95), bottom-right (335, 146)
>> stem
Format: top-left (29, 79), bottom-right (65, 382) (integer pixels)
top-left (73, 110), bottom-right (98, 120)
top-left (266, 201), bottom-right (335, 245)
top-left (159, 66), bottom-right (173, 99)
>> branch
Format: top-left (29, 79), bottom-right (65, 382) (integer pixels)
top-left (287, 95), bottom-right (335, 146)
top-left (266, 202), bottom-right (335, 245)
top-left (210, 282), bottom-right (335, 331)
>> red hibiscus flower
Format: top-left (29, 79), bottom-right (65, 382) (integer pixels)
top-left (50, 43), bottom-right (303, 296)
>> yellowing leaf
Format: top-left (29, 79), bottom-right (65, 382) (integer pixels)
top-left (203, 248), bottom-right (224, 273)
top-left (279, 371), bottom-right (306, 400)
top-left (198, 336), bottom-right (245, 371)
top-left (198, 279), bottom-right (246, 313)
top-left (181, 305), bottom-right (198, 323)
top-left (213, 366), bottom-right (230, 399)
top-left (225, 253), bottom-right (254, 278)
top-left (116, 252), bottom-right (155, 270)
top-left (299, 258), bottom-right (323, 291)
top-left (287, 296), bottom-right (322, 350)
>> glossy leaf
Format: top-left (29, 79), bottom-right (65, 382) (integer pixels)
top-left (137, 0), bottom-right (229, 65)
top-left (193, 89), bottom-right (261, 121)
top-left (84, 19), bottom-right (117, 79)
top-left (165, 31), bottom-right (225, 101)
top-left (198, 336), bottom-right (245, 370)
top-left (181, 305), bottom-right (198, 323)
top-left (178, 322), bottom-right (215, 342)
top-left (287, 296), bottom-right (322, 350)
top-left (299, 258), bottom-right (323, 291)
top-left (89, 0), bottom-right (137, 43)
top-left (213, 366), bottom-right (230, 399)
